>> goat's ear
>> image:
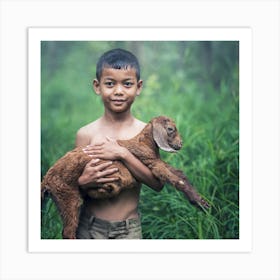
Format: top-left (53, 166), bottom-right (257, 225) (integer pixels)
top-left (152, 121), bottom-right (177, 152)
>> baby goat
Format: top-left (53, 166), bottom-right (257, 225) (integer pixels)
top-left (41, 116), bottom-right (209, 239)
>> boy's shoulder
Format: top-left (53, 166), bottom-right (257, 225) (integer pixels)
top-left (75, 119), bottom-right (101, 146)
top-left (113, 118), bottom-right (146, 140)
top-left (133, 118), bottom-right (147, 130)
top-left (77, 119), bottom-right (100, 135)
top-left (122, 118), bottom-right (147, 139)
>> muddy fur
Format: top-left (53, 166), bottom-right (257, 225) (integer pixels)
top-left (41, 116), bottom-right (209, 239)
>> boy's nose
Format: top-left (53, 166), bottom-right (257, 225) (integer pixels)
top-left (115, 84), bottom-right (123, 94)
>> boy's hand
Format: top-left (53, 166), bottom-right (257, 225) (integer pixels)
top-left (83, 137), bottom-right (128, 161)
top-left (78, 158), bottom-right (119, 188)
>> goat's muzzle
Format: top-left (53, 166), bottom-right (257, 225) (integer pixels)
top-left (170, 137), bottom-right (183, 151)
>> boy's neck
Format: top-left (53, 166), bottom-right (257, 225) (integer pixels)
top-left (102, 110), bottom-right (135, 126)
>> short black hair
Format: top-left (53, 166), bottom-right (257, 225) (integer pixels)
top-left (96, 48), bottom-right (141, 81)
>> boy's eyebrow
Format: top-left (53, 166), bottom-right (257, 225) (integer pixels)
top-left (103, 77), bottom-right (135, 81)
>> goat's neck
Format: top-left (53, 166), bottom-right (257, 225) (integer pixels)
top-left (118, 123), bottom-right (159, 162)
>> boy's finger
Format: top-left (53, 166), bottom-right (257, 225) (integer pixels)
top-left (96, 177), bottom-right (119, 183)
top-left (83, 147), bottom-right (102, 154)
top-left (90, 158), bottom-right (100, 164)
top-left (88, 159), bottom-right (113, 168)
top-left (87, 158), bottom-right (100, 166)
top-left (100, 167), bottom-right (119, 176)
top-left (96, 163), bottom-right (118, 175)
top-left (86, 142), bottom-right (104, 148)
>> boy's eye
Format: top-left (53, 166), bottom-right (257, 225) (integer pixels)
top-left (105, 81), bottom-right (114, 87)
top-left (124, 81), bottom-right (133, 87)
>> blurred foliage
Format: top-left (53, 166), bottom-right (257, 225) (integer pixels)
top-left (41, 41), bottom-right (239, 239)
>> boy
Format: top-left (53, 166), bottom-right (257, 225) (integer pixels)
top-left (75, 48), bottom-right (163, 239)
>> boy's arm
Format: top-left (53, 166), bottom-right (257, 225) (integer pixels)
top-left (121, 148), bottom-right (164, 191)
top-left (83, 137), bottom-right (164, 191)
top-left (75, 129), bottom-right (119, 189)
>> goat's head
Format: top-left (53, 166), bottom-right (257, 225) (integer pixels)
top-left (151, 116), bottom-right (183, 152)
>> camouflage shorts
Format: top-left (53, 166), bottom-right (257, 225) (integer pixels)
top-left (76, 213), bottom-right (142, 239)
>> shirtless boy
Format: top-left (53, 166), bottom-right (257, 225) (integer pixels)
top-left (75, 48), bottom-right (163, 239)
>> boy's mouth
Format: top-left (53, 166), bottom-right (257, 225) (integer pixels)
top-left (111, 99), bottom-right (126, 105)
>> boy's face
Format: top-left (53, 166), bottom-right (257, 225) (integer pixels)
top-left (93, 67), bottom-right (143, 114)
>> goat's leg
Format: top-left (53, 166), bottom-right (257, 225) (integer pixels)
top-left (149, 160), bottom-right (209, 209)
top-left (45, 180), bottom-right (83, 239)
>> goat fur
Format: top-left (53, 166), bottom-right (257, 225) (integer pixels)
top-left (41, 116), bottom-right (209, 239)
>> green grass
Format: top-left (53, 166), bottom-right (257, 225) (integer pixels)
top-left (41, 41), bottom-right (239, 239)
top-left (139, 91), bottom-right (239, 239)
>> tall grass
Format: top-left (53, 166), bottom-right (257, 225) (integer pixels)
top-left (41, 41), bottom-right (239, 239)
top-left (138, 87), bottom-right (239, 239)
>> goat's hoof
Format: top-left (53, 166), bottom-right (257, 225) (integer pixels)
top-left (200, 199), bottom-right (210, 209)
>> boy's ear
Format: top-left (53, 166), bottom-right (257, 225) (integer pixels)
top-left (93, 79), bottom-right (101, 95)
top-left (136, 80), bottom-right (143, 96)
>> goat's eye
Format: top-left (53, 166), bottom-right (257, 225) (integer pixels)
top-left (167, 126), bottom-right (175, 133)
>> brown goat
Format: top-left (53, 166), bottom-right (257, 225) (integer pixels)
top-left (41, 116), bottom-right (209, 239)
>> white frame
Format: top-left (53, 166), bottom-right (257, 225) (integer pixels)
top-left (28, 27), bottom-right (252, 253)
top-left (1, 1), bottom-right (279, 279)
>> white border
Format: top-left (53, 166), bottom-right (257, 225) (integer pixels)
top-left (28, 27), bottom-right (252, 253)
top-left (1, 1), bottom-right (279, 279)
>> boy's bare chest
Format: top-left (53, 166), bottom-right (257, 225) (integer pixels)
top-left (89, 126), bottom-right (141, 145)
